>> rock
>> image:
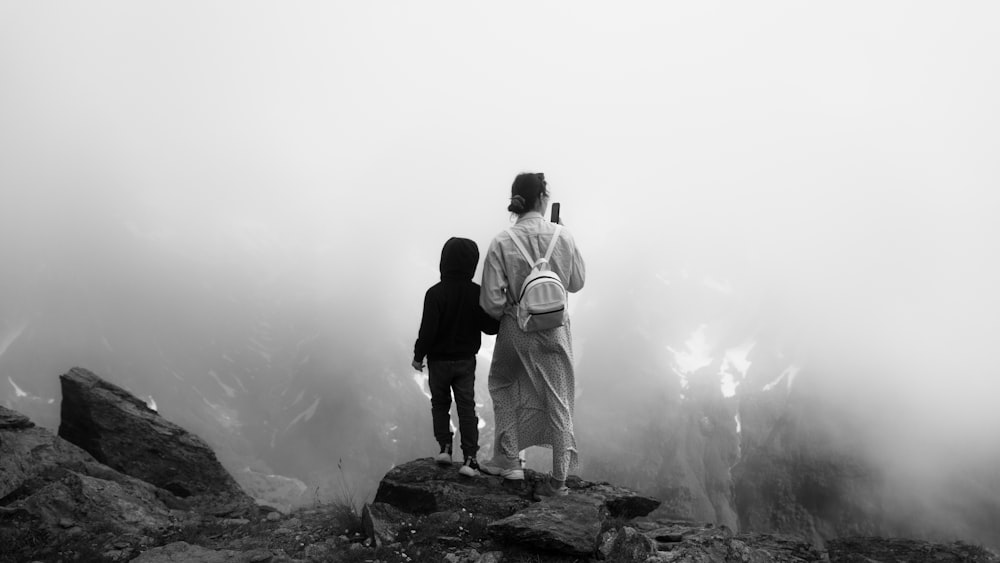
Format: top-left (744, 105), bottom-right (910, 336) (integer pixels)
top-left (57, 367), bottom-right (254, 512)
top-left (621, 518), bottom-right (826, 562)
top-left (236, 467), bottom-right (308, 514)
top-left (375, 458), bottom-right (660, 523)
top-left (0, 404), bottom-right (139, 500)
top-left (374, 458), bottom-right (532, 518)
top-left (488, 495), bottom-right (604, 556)
top-left (0, 404), bottom-right (177, 542)
top-left (131, 541), bottom-right (276, 563)
top-left (827, 536), bottom-right (1000, 562)
top-left (362, 502), bottom-right (412, 547)
top-left (15, 470), bottom-right (174, 535)
top-left (303, 542), bottom-right (340, 561)
top-left (370, 458), bottom-right (664, 558)
top-left (0, 406), bottom-right (34, 430)
top-left (603, 526), bottom-right (658, 562)
top-left (564, 475), bottom-right (661, 519)
top-left (475, 552), bottom-right (504, 563)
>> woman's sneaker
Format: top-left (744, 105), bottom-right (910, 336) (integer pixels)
top-left (435, 443), bottom-right (453, 466)
top-left (458, 456), bottom-right (480, 477)
top-left (480, 455), bottom-right (524, 480)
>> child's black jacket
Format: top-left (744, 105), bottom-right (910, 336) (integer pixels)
top-left (414, 237), bottom-right (500, 363)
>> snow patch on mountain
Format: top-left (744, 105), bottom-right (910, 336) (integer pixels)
top-left (208, 369), bottom-right (237, 398)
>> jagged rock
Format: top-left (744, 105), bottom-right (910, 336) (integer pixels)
top-left (362, 501), bottom-right (412, 547)
top-left (488, 495), bottom-right (604, 556)
top-left (0, 406), bottom-right (174, 527)
top-left (131, 541), bottom-right (275, 563)
top-left (602, 526), bottom-right (658, 562)
top-left (0, 405), bottom-right (34, 431)
top-left (565, 474), bottom-right (662, 519)
top-left (16, 470), bottom-right (174, 535)
top-left (1, 405), bottom-right (97, 501)
top-left (57, 367), bottom-right (253, 512)
top-left (827, 536), bottom-right (1000, 562)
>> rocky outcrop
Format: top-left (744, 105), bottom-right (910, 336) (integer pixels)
top-left (58, 366), bottom-right (254, 513)
top-left (366, 458), bottom-right (827, 560)
top-left (0, 404), bottom-right (179, 545)
top-left (371, 458), bottom-right (662, 556)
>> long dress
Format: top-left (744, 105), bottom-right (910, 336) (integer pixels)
top-left (479, 211), bottom-right (586, 481)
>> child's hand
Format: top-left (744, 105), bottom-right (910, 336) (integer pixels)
top-left (411, 360), bottom-right (425, 372)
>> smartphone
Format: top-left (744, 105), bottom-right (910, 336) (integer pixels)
top-left (550, 202), bottom-right (561, 224)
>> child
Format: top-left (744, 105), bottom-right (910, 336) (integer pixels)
top-left (412, 237), bottom-right (499, 476)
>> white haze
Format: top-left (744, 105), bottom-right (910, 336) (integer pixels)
top-left (2, 0), bottom-right (999, 537)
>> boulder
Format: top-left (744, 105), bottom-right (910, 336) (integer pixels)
top-left (371, 458), bottom-right (661, 557)
top-left (374, 458), bottom-right (661, 521)
top-left (488, 495), bottom-right (604, 556)
top-left (373, 457), bottom-right (533, 518)
top-left (0, 405), bottom-right (179, 551)
top-left (57, 367), bottom-right (253, 513)
top-left (1, 405), bottom-right (163, 503)
top-left (16, 470), bottom-right (174, 535)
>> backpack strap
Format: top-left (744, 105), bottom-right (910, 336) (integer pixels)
top-left (506, 228), bottom-right (536, 266)
top-left (506, 225), bottom-right (563, 267)
top-left (542, 225), bottom-right (562, 265)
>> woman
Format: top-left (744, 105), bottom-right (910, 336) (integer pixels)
top-left (479, 172), bottom-right (586, 497)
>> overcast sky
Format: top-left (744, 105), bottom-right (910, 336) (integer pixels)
top-left (2, 2), bottom-right (999, 471)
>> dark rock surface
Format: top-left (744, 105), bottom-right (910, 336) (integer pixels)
top-left (58, 366), bottom-right (254, 513)
top-left (0, 406), bottom-right (34, 431)
top-left (827, 536), bottom-right (1000, 562)
top-left (0, 404), bottom-right (183, 556)
top-left (603, 519), bottom-right (827, 562)
top-left (488, 494), bottom-right (605, 556)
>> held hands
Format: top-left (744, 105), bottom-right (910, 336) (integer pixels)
top-left (411, 360), bottom-right (425, 372)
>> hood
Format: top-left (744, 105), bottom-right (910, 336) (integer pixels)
top-left (440, 237), bottom-right (479, 280)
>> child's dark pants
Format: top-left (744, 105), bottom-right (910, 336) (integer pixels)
top-left (428, 358), bottom-right (479, 458)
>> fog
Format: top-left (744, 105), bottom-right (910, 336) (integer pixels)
top-left (2, 1), bottom-right (1000, 543)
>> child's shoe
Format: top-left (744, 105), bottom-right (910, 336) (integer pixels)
top-left (533, 475), bottom-right (569, 499)
top-left (458, 456), bottom-right (480, 477)
top-left (435, 443), bottom-right (453, 466)
top-left (480, 455), bottom-right (524, 480)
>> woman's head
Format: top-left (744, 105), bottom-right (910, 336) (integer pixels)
top-left (507, 172), bottom-right (549, 215)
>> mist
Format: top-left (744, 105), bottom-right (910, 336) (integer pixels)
top-left (2, 1), bottom-right (999, 545)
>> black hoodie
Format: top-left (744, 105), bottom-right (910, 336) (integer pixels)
top-left (413, 237), bottom-right (500, 363)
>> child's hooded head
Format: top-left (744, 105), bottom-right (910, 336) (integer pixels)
top-left (440, 237), bottom-right (479, 280)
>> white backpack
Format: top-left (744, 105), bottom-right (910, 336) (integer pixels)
top-left (506, 225), bottom-right (567, 332)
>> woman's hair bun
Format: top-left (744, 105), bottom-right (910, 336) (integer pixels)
top-left (507, 194), bottom-right (527, 213)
